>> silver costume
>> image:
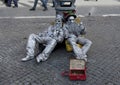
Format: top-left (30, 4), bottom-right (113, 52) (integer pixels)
top-left (66, 16), bottom-right (92, 61)
top-left (21, 15), bottom-right (67, 63)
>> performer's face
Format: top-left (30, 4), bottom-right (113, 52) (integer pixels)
top-left (68, 16), bottom-right (75, 23)
top-left (55, 18), bottom-right (62, 27)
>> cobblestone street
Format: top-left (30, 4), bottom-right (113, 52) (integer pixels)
top-left (0, 16), bottom-right (120, 85)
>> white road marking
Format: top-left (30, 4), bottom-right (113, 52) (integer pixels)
top-left (102, 14), bottom-right (120, 17)
top-left (0, 16), bottom-right (55, 19)
top-left (14, 16), bottom-right (55, 19)
top-left (0, 15), bottom-right (85, 19)
top-left (0, 14), bottom-right (120, 19)
top-left (78, 15), bottom-right (85, 17)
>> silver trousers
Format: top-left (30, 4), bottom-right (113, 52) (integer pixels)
top-left (26, 33), bottom-right (57, 58)
top-left (67, 35), bottom-right (92, 58)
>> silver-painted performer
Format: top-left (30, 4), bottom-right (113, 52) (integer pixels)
top-left (21, 15), bottom-right (67, 63)
top-left (66, 16), bottom-right (92, 61)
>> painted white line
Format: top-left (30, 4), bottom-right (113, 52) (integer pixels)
top-left (14, 16), bottom-right (55, 19)
top-left (0, 15), bottom-right (85, 19)
top-left (0, 16), bottom-right (55, 19)
top-left (0, 14), bottom-right (120, 19)
top-left (102, 14), bottom-right (120, 17)
top-left (78, 15), bottom-right (85, 17)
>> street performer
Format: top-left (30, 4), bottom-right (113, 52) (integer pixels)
top-left (66, 16), bottom-right (92, 62)
top-left (21, 15), bottom-right (68, 63)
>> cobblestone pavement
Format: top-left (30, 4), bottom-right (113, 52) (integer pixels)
top-left (0, 16), bottom-right (120, 85)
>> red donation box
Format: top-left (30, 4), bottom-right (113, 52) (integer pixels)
top-left (69, 59), bottom-right (86, 80)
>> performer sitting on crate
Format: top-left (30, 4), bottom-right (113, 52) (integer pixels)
top-left (21, 15), bottom-right (68, 63)
top-left (65, 16), bottom-right (92, 62)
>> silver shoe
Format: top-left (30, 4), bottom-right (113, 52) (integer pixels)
top-left (21, 55), bottom-right (34, 62)
top-left (81, 54), bottom-right (87, 62)
top-left (36, 53), bottom-right (47, 63)
top-left (81, 57), bottom-right (87, 62)
top-left (76, 54), bottom-right (87, 62)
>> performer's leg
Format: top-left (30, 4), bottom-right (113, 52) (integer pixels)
top-left (21, 34), bottom-right (40, 61)
top-left (78, 37), bottom-right (92, 55)
top-left (36, 38), bottom-right (57, 62)
top-left (67, 36), bottom-right (83, 59)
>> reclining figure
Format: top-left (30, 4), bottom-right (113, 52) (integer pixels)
top-left (65, 16), bottom-right (92, 62)
top-left (21, 15), bottom-right (67, 63)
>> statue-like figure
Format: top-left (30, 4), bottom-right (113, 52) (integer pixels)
top-left (66, 16), bottom-right (92, 62)
top-left (21, 15), bottom-right (67, 63)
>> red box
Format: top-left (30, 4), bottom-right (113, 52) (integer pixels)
top-left (69, 59), bottom-right (86, 80)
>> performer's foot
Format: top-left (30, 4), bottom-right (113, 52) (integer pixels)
top-left (21, 55), bottom-right (34, 62)
top-left (76, 54), bottom-right (87, 62)
top-left (81, 57), bottom-right (87, 62)
top-left (81, 54), bottom-right (87, 62)
top-left (36, 54), bottom-right (47, 63)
